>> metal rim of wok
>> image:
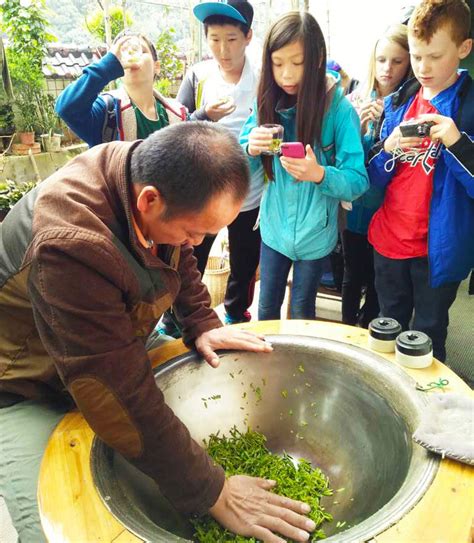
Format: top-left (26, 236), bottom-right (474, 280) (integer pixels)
top-left (91, 335), bottom-right (439, 543)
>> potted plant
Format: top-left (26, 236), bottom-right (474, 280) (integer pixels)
top-left (38, 94), bottom-right (62, 152)
top-left (0, 179), bottom-right (37, 222)
top-left (15, 96), bottom-right (38, 145)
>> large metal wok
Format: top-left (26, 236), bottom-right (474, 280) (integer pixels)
top-left (91, 335), bottom-right (439, 542)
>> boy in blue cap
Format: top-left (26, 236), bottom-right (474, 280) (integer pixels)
top-left (178, 0), bottom-right (263, 325)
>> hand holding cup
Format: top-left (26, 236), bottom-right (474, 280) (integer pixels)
top-left (205, 96), bottom-right (236, 121)
top-left (248, 124), bottom-right (284, 156)
top-left (112, 36), bottom-right (142, 69)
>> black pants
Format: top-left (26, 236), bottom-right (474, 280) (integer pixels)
top-left (193, 207), bottom-right (261, 320)
top-left (373, 250), bottom-right (460, 362)
top-left (341, 229), bottom-right (379, 328)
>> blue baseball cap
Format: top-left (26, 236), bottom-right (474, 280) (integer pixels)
top-left (193, 0), bottom-right (254, 28)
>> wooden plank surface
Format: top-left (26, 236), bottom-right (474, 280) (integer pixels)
top-left (38, 320), bottom-right (474, 542)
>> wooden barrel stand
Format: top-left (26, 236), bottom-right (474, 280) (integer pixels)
top-left (38, 321), bottom-right (474, 542)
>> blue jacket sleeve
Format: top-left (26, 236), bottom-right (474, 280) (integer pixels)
top-left (443, 133), bottom-right (474, 199)
top-left (55, 52), bottom-right (124, 147)
top-left (319, 98), bottom-right (369, 201)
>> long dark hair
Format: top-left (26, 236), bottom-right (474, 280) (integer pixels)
top-left (257, 12), bottom-right (327, 179)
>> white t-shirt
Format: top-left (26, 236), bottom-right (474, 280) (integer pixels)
top-left (198, 57), bottom-right (264, 212)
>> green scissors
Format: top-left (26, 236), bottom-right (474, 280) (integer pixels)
top-left (415, 378), bottom-right (449, 392)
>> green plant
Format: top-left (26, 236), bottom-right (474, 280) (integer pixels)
top-left (0, 0), bottom-right (56, 134)
top-left (37, 93), bottom-right (60, 134)
top-left (15, 94), bottom-right (39, 132)
top-left (0, 103), bottom-right (15, 135)
top-left (0, 179), bottom-right (38, 211)
top-left (85, 4), bottom-right (133, 43)
top-left (154, 27), bottom-right (184, 97)
top-left (0, 0), bottom-right (55, 83)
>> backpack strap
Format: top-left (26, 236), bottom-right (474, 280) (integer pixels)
top-left (191, 61), bottom-right (214, 111)
top-left (196, 78), bottom-right (206, 110)
top-left (101, 93), bottom-right (118, 143)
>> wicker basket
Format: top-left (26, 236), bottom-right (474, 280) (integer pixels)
top-left (202, 256), bottom-right (230, 308)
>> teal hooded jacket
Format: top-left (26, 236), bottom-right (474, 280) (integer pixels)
top-left (240, 81), bottom-right (368, 261)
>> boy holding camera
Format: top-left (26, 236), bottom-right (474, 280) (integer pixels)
top-left (367, 0), bottom-right (473, 362)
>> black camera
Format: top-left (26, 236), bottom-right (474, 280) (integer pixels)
top-left (399, 120), bottom-right (435, 138)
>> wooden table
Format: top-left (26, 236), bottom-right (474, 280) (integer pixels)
top-left (38, 321), bottom-right (474, 543)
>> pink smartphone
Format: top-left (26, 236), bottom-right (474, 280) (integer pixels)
top-left (280, 142), bottom-right (305, 158)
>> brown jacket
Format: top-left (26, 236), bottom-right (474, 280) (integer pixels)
top-left (0, 141), bottom-right (225, 514)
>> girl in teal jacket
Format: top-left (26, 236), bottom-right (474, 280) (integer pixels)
top-left (239, 11), bottom-right (368, 320)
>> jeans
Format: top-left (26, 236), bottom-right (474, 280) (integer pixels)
top-left (373, 251), bottom-right (460, 362)
top-left (341, 229), bottom-right (379, 328)
top-left (258, 242), bottom-right (325, 320)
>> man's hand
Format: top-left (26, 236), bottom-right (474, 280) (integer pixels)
top-left (209, 475), bottom-right (316, 543)
top-left (205, 98), bottom-right (236, 121)
top-left (280, 145), bottom-right (325, 183)
top-left (195, 327), bottom-right (273, 368)
top-left (418, 113), bottom-right (462, 148)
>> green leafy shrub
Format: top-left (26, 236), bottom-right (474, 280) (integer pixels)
top-left (0, 103), bottom-right (15, 135)
top-left (154, 28), bottom-right (184, 97)
top-left (0, 179), bottom-right (38, 211)
top-left (0, 0), bottom-right (56, 133)
top-left (85, 4), bottom-right (133, 43)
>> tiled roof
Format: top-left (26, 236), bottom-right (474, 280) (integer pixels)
top-left (43, 45), bottom-right (107, 79)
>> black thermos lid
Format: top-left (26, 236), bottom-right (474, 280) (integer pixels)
top-left (396, 331), bottom-right (433, 356)
top-left (369, 318), bottom-right (402, 341)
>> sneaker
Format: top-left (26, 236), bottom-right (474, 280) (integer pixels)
top-left (224, 311), bottom-right (252, 325)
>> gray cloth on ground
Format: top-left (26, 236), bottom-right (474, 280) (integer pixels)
top-left (413, 392), bottom-right (474, 465)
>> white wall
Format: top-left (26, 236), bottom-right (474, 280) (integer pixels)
top-left (312, 0), bottom-right (414, 81)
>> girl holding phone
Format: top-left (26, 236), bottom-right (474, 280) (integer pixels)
top-left (240, 11), bottom-right (368, 320)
